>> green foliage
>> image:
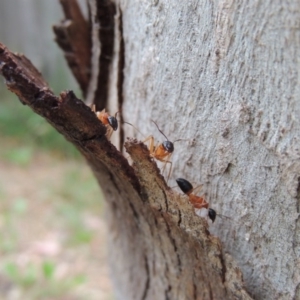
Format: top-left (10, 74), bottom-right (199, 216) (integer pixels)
top-left (0, 85), bottom-right (80, 159)
top-left (42, 261), bottom-right (56, 280)
top-left (53, 168), bottom-right (103, 246)
top-left (0, 82), bottom-right (112, 299)
top-left (2, 146), bottom-right (34, 166)
top-left (3, 260), bottom-right (86, 298)
top-left (4, 261), bottom-right (38, 287)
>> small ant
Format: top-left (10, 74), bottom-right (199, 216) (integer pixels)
top-left (144, 120), bottom-right (175, 181)
top-left (125, 120), bottom-right (185, 181)
top-left (176, 178), bottom-right (217, 222)
top-left (92, 105), bottom-right (118, 138)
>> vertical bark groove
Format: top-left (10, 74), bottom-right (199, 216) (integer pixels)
top-left (141, 254), bottom-right (150, 300)
top-left (94, 0), bottom-right (116, 109)
top-left (116, 6), bottom-right (125, 151)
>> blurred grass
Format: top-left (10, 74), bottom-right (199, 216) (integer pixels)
top-left (0, 83), bottom-right (113, 299)
top-left (0, 83), bottom-right (80, 159)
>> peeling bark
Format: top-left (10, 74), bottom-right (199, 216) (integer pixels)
top-left (119, 1), bottom-right (300, 299)
top-left (83, 0), bottom-right (116, 108)
top-left (53, 0), bottom-right (91, 96)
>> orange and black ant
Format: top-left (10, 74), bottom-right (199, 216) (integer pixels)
top-left (92, 105), bottom-right (118, 139)
top-left (144, 120), bottom-right (175, 180)
top-left (125, 120), bottom-right (186, 181)
top-left (176, 178), bottom-right (217, 222)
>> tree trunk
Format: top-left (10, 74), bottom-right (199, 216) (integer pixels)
top-left (1, 0), bottom-right (299, 299)
top-left (117, 1), bottom-right (300, 299)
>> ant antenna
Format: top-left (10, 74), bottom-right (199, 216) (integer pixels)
top-left (123, 121), bottom-right (146, 138)
top-left (212, 210), bottom-right (232, 222)
top-left (217, 213), bottom-right (232, 221)
top-left (173, 138), bottom-right (190, 143)
top-left (151, 120), bottom-right (170, 141)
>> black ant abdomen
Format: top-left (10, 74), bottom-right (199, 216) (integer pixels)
top-left (176, 178), bottom-right (193, 194)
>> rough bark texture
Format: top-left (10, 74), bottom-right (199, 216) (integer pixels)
top-left (53, 0), bottom-right (91, 97)
top-left (1, 0), bottom-right (300, 299)
top-left (0, 43), bottom-right (251, 299)
top-left (115, 0), bottom-right (300, 299)
top-left (118, 1), bottom-right (300, 299)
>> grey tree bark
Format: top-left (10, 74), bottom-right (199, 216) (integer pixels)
top-left (115, 1), bottom-right (300, 299)
top-left (0, 0), bottom-right (299, 299)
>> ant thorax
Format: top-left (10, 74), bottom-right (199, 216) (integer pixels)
top-left (153, 143), bottom-right (170, 159)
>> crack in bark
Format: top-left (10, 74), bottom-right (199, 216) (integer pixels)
top-left (164, 284), bottom-right (172, 300)
top-left (177, 209), bottom-right (182, 227)
top-left (193, 279), bottom-right (197, 300)
top-left (94, 0), bottom-right (116, 109)
top-left (141, 254), bottom-right (150, 300)
top-left (160, 180), bottom-right (169, 212)
top-left (162, 215), bottom-right (182, 274)
top-left (155, 224), bottom-right (170, 296)
top-left (116, 5), bottom-right (125, 152)
top-left (208, 283), bottom-right (214, 300)
top-left (128, 200), bottom-right (140, 224)
top-left (294, 282), bottom-right (300, 300)
top-left (219, 250), bottom-right (227, 284)
top-left (296, 176), bottom-right (300, 213)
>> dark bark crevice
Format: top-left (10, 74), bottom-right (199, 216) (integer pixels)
top-left (141, 254), bottom-right (150, 300)
top-left (116, 5), bottom-right (125, 151)
top-left (94, 0), bottom-right (116, 109)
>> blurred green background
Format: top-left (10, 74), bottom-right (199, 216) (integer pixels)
top-left (0, 1), bottom-right (113, 299)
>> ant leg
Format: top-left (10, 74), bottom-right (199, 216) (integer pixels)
top-left (161, 160), bottom-right (172, 182)
top-left (106, 126), bottom-right (113, 140)
top-left (143, 136), bottom-right (155, 155)
top-left (161, 153), bottom-right (173, 182)
top-left (166, 160), bottom-right (172, 183)
top-left (96, 111), bottom-right (101, 120)
top-left (158, 156), bottom-right (172, 183)
top-left (193, 202), bottom-right (209, 209)
top-left (191, 184), bottom-right (203, 195)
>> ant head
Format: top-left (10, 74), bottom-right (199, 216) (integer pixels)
top-left (176, 178), bottom-right (193, 194)
top-left (208, 208), bottom-right (217, 223)
top-left (162, 140), bottom-right (174, 153)
top-left (108, 116), bottom-right (118, 131)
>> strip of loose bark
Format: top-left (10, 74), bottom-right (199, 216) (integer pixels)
top-left (0, 43), bottom-right (252, 300)
top-left (53, 0), bottom-right (91, 97)
top-left (85, 0), bottom-right (116, 108)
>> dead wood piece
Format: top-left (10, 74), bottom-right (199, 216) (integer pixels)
top-left (124, 139), bottom-right (252, 300)
top-left (0, 42), bottom-right (252, 300)
top-left (0, 42), bottom-right (139, 193)
top-left (53, 0), bottom-right (91, 96)
top-left (85, 0), bottom-right (116, 108)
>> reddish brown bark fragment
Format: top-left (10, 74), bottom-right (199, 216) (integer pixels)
top-left (53, 0), bottom-right (91, 96)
